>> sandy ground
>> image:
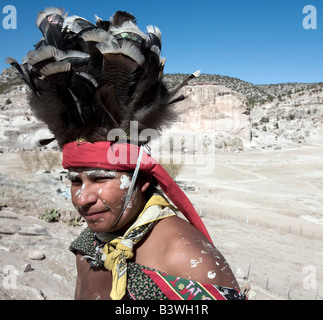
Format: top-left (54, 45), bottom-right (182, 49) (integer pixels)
top-left (0, 145), bottom-right (323, 300)
top-left (175, 145), bottom-right (323, 300)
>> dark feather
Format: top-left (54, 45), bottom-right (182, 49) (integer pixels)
top-left (5, 58), bottom-right (32, 89)
top-left (110, 11), bottom-right (137, 26)
top-left (173, 70), bottom-right (201, 93)
top-left (38, 12), bottom-right (65, 49)
top-left (6, 8), bottom-right (194, 148)
top-left (38, 137), bottom-right (56, 146)
top-left (95, 19), bottom-right (110, 31)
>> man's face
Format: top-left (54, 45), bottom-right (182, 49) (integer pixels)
top-left (68, 168), bottom-right (142, 234)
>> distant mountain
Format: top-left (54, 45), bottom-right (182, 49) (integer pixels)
top-left (164, 73), bottom-right (323, 106)
top-left (1, 67), bottom-right (322, 105)
top-left (257, 82), bottom-right (323, 100)
top-left (163, 73), bottom-right (272, 104)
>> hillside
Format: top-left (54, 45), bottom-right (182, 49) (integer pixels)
top-left (164, 73), bottom-right (272, 104)
top-left (0, 67), bottom-right (322, 151)
top-left (2, 66), bottom-right (323, 104)
top-left (164, 73), bottom-right (323, 105)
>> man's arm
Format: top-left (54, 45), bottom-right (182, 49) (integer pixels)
top-left (74, 253), bottom-right (83, 299)
top-left (162, 217), bottom-right (239, 290)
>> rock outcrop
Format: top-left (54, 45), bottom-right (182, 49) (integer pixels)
top-left (173, 84), bottom-right (250, 138)
top-left (159, 84), bottom-right (250, 153)
top-left (250, 88), bottom-right (323, 149)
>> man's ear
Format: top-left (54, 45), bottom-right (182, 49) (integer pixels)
top-left (140, 174), bottom-right (152, 193)
top-left (141, 181), bottom-right (151, 193)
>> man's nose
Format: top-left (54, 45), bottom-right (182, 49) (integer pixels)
top-left (74, 182), bottom-right (98, 206)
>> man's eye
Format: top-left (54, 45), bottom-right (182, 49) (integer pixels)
top-left (94, 177), bottom-right (111, 182)
top-left (68, 175), bottom-right (82, 184)
top-left (70, 178), bottom-right (82, 185)
top-left (67, 172), bottom-right (81, 182)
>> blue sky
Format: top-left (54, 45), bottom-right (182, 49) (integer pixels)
top-left (0, 0), bottom-right (322, 84)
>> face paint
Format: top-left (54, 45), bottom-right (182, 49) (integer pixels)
top-left (68, 169), bottom-right (118, 181)
top-left (86, 170), bottom-right (117, 179)
top-left (67, 171), bottom-right (79, 181)
top-left (70, 169), bottom-right (142, 234)
top-left (190, 258), bottom-right (203, 268)
top-left (119, 174), bottom-right (131, 190)
top-left (207, 271), bottom-right (216, 279)
top-left (126, 186), bottom-right (138, 209)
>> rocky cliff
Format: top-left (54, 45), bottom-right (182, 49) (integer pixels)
top-left (172, 84), bottom-right (249, 136)
top-left (161, 83), bottom-right (250, 153)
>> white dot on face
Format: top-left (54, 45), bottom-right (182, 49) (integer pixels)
top-left (120, 175), bottom-right (131, 190)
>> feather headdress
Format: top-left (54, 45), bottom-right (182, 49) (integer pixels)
top-left (7, 8), bottom-right (198, 148)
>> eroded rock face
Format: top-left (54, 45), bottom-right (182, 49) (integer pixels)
top-left (172, 84), bottom-right (250, 140)
top-left (250, 95), bottom-right (323, 149)
top-left (155, 84), bottom-right (250, 154)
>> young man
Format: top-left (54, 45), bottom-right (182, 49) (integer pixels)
top-left (71, 168), bottom-right (239, 300)
top-left (64, 141), bottom-right (242, 300)
top-left (8, 8), bottom-right (246, 300)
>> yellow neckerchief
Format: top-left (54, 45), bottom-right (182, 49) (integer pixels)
top-left (101, 194), bottom-right (176, 300)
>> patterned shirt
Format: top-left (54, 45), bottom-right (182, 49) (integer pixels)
top-left (70, 227), bottom-right (247, 300)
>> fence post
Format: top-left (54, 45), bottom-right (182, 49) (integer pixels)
top-left (246, 263), bottom-right (251, 280)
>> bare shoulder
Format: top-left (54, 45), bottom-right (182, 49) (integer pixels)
top-left (149, 216), bottom-right (239, 290)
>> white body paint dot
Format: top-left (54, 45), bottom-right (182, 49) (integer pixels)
top-left (76, 183), bottom-right (86, 198)
top-left (120, 175), bottom-right (131, 190)
top-left (190, 258), bottom-right (203, 268)
top-left (207, 271), bottom-right (216, 279)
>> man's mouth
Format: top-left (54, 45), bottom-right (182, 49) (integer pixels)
top-left (84, 210), bottom-right (107, 221)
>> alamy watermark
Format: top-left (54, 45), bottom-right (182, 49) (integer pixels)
top-left (105, 121), bottom-right (217, 175)
top-left (0, 5), bottom-right (319, 31)
top-left (2, 5), bottom-right (17, 30)
top-left (303, 265), bottom-right (317, 290)
top-left (303, 5), bottom-right (317, 29)
top-left (1, 265), bottom-right (18, 290)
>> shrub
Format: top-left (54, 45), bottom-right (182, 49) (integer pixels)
top-left (159, 158), bottom-right (183, 180)
top-left (19, 149), bottom-right (61, 172)
top-left (38, 209), bottom-right (60, 223)
top-left (41, 151), bottom-right (61, 171)
top-left (68, 215), bottom-right (83, 227)
top-left (260, 116), bottom-right (269, 124)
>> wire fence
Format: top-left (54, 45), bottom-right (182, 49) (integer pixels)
top-left (214, 211), bottom-right (323, 241)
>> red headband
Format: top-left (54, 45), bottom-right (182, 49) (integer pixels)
top-left (62, 141), bottom-right (212, 243)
